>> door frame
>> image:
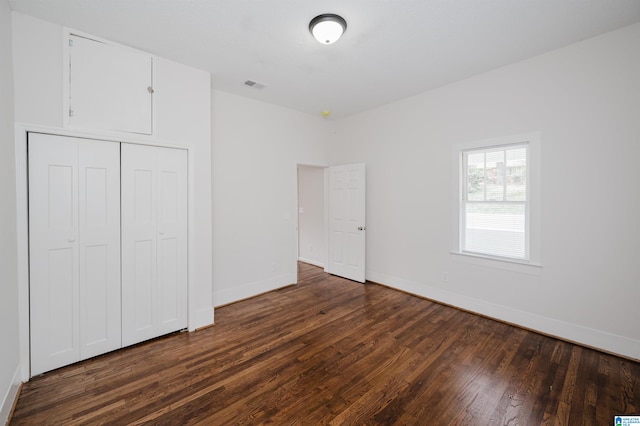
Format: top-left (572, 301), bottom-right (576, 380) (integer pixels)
top-left (14, 123), bottom-right (198, 380)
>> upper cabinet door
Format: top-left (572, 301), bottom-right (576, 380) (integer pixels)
top-left (66, 33), bottom-right (153, 135)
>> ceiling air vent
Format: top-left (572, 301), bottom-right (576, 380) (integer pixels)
top-left (244, 80), bottom-right (267, 89)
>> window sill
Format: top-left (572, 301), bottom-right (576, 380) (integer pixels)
top-left (450, 251), bottom-right (542, 275)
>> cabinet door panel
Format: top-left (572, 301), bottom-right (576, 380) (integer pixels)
top-left (68, 34), bottom-right (152, 135)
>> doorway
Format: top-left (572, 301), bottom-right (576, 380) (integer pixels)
top-left (295, 163), bottom-right (367, 284)
top-left (296, 165), bottom-right (327, 269)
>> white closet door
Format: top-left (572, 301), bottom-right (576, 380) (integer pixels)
top-left (156, 147), bottom-right (188, 336)
top-left (121, 144), bottom-right (188, 346)
top-left (29, 134), bottom-right (121, 375)
top-left (78, 142), bottom-right (121, 360)
top-left (29, 134), bottom-right (80, 375)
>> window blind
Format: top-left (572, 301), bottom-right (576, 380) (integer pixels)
top-left (462, 144), bottom-right (528, 260)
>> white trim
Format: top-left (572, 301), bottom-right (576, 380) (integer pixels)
top-left (14, 123), bottom-right (202, 379)
top-left (366, 269), bottom-right (640, 361)
top-left (450, 251), bottom-right (542, 275)
top-left (0, 365), bottom-right (21, 425)
top-left (297, 257), bottom-right (325, 268)
top-left (213, 273), bottom-right (296, 308)
top-left (15, 126), bottom-right (30, 382)
top-left (193, 307), bottom-right (215, 330)
top-left (452, 132), bottom-right (542, 270)
top-left (324, 168), bottom-right (329, 273)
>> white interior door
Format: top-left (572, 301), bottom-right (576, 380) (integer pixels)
top-left (121, 144), bottom-right (188, 346)
top-left (327, 163), bottom-right (366, 283)
top-left (29, 133), bottom-right (121, 375)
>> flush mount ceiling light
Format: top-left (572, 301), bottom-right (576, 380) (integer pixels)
top-left (309, 14), bottom-right (347, 44)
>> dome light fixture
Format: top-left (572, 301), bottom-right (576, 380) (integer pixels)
top-left (309, 14), bottom-right (347, 45)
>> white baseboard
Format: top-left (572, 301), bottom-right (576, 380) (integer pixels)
top-left (1, 366), bottom-right (21, 425)
top-left (189, 306), bottom-right (215, 331)
top-left (297, 257), bottom-right (325, 268)
top-left (214, 273), bottom-right (296, 308)
top-left (366, 269), bottom-right (640, 361)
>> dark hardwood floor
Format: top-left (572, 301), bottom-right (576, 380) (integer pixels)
top-left (11, 262), bottom-right (640, 425)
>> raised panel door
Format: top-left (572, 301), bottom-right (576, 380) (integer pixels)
top-left (78, 141), bottom-right (121, 359)
top-left (328, 164), bottom-right (366, 283)
top-left (29, 133), bottom-right (80, 375)
top-left (121, 144), bottom-right (187, 346)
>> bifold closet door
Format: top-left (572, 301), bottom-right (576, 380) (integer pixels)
top-left (121, 144), bottom-right (188, 346)
top-left (29, 133), bottom-right (121, 376)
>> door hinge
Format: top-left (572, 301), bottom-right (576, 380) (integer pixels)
top-left (69, 38), bottom-right (74, 47)
top-left (69, 107), bottom-right (74, 117)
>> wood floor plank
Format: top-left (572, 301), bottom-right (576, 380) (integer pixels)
top-left (10, 262), bottom-right (640, 425)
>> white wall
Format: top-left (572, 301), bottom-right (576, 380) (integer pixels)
top-left (330, 22), bottom-right (640, 360)
top-left (0, 1), bottom-right (21, 423)
top-left (297, 166), bottom-right (325, 267)
top-left (11, 11), bottom-right (214, 375)
top-left (211, 91), bottom-right (329, 306)
top-left (12, 12), bottom-right (62, 127)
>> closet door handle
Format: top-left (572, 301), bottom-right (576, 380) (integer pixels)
top-left (68, 237), bottom-right (76, 243)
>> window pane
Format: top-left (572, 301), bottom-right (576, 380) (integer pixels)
top-left (506, 147), bottom-right (526, 201)
top-left (466, 152), bottom-right (485, 201)
top-left (464, 203), bottom-right (525, 259)
top-left (485, 151), bottom-right (504, 201)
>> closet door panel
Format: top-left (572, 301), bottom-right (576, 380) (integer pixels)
top-left (157, 148), bottom-right (188, 333)
top-left (134, 239), bottom-right (155, 331)
top-left (122, 144), bottom-right (158, 346)
top-left (29, 134), bottom-right (80, 376)
top-left (121, 144), bottom-right (187, 346)
top-left (78, 141), bottom-right (121, 359)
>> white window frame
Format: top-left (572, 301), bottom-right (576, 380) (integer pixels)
top-left (451, 132), bottom-right (542, 274)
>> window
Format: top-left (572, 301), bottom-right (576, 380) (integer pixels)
top-left (462, 144), bottom-right (528, 260)
top-left (453, 133), bottom-right (541, 269)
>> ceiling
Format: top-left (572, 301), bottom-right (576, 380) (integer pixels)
top-left (9, 0), bottom-right (640, 119)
